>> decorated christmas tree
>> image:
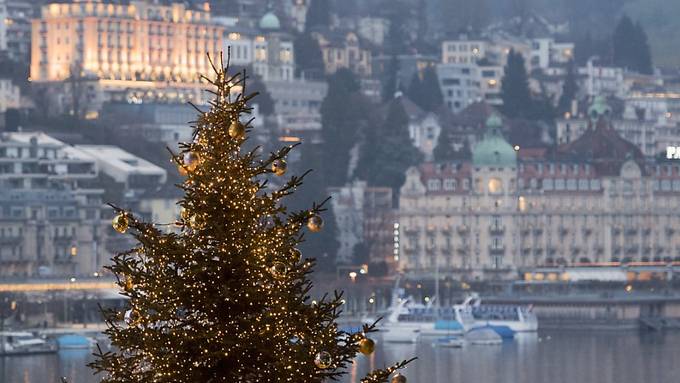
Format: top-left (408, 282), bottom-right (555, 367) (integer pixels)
top-left (89, 54), bottom-right (413, 382)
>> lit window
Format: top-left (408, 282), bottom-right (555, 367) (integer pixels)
top-left (488, 178), bottom-right (503, 194)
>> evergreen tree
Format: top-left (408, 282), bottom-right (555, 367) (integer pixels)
top-left (320, 69), bottom-right (369, 186)
top-left (613, 15), bottom-right (654, 74)
top-left (419, 66), bottom-right (444, 112)
top-left (384, 0), bottom-right (410, 55)
top-left (406, 71), bottom-right (423, 105)
top-left (305, 0), bottom-right (331, 31)
top-left (357, 98), bottom-right (423, 194)
top-left (381, 55), bottom-right (400, 102)
top-left (289, 143), bottom-right (340, 274)
top-left (433, 129), bottom-right (456, 162)
top-left (500, 50), bottom-right (532, 119)
top-left (294, 33), bottom-right (325, 78)
top-left (89, 55), bottom-right (412, 382)
top-left (633, 21), bottom-right (654, 75)
top-left (557, 59), bottom-right (578, 114)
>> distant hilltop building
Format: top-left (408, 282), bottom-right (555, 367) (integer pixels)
top-left (398, 98), bottom-right (680, 281)
top-left (30, 0), bottom-right (224, 117)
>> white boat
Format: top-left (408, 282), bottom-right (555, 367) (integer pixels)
top-left (466, 328), bottom-right (503, 346)
top-left (464, 294), bottom-right (538, 332)
top-left (0, 331), bottom-right (58, 355)
top-left (433, 335), bottom-right (465, 348)
top-left (379, 297), bottom-right (477, 342)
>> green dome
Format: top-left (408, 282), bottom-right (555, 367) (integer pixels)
top-left (259, 12), bottom-right (281, 30)
top-left (472, 114), bottom-right (517, 167)
top-left (588, 96), bottom-right (612, 121)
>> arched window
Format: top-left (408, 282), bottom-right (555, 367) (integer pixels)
top-left (488, 178), bottom-right (503, 194)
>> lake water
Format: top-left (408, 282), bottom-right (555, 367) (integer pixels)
top-left (2, 331), bottom-right (680, 383)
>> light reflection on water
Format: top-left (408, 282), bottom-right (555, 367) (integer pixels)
top-left (2, 331), bottom-right (680, 383)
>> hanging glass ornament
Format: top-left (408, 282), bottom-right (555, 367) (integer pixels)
top-left (124, 278), bottom-right (133, 291)
top-left (358, 337), bottom-right (375, 355)
top-left (124, 309), bottom-right (139, 325)
top-left (112, 213), bottom-right (129, 234)
top-left (391, 373), bottom-right (407, 383)
top-left (314, 351), bottom-right (332, 369)
top-left (190, 214), bottom-right (207, 230)
top-left (271, 262), bottom-right (288, 278)
top-left (228, 120), bottom-right (246, 139)
top-left (272, 159), bottom-right (288, 176)
top-left (180, 207), bottom-right (191, 221)
top-left (184, 152), bottom-right (201, 172)
top-left (307, 215), bottom-right (324, 232)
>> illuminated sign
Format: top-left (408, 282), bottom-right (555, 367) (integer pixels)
top-left (667, 146), bottom-right (680, 159)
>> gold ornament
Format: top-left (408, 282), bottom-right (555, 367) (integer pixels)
top-left (307, 215), bottom-right (324, 232)
top-left (190, 215), bottom-right (207, 230)
top-left (314, 351), bottom-right (332, 369)
top-left (228, 120), bottom-right (246, 139)
top-left (272, 159), bottom-right (288, 176)
top-left (124, 278), bottom-right (134, 291)
top-left (271, 262), bottom-right (288, 278)
top-left (358, 337), bottom-right (375, 355)
top-left (391, 373), bottom-right (407, 383)
top-left (290, 248), bottom-right (302, 264)
top-left (112, 213), bottom-right (129, 234)
top-left (183, 152), bottom-right (201, 172)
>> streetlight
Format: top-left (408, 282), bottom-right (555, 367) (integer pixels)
top-left (349, 271), bottom-right (357, 283)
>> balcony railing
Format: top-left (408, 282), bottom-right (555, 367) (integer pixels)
top-left (489, 225), bottom-right (505, 235)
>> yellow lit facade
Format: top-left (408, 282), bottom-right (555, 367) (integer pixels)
top-left (31, 1), bottom-right (224, 107)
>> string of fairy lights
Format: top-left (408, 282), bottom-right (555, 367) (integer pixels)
top-left (91, 53), bottom-right (413, 383)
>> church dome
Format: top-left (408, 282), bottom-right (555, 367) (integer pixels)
top-left (472, 114), bottom-right (517, 167)
top-left (259, 12), bottom-right (281, 30)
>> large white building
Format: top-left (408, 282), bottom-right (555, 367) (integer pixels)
top-left (398, 101), bottom-right (680, 281)
top-left (30, 1), bottom-right (225, 115)
top-left (436, 63), bottom-right (483, 113)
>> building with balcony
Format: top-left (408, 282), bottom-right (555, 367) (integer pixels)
top-left (0, 77), bottom-right (20, 113)
top-left (398, 99), bottom-right (680, 281)
top-left (3, 0), bottom-right (35, 61)
top-left (0, 132), bottom-right (111, 277)
top-left (30, 1), bottom-right (225, 114)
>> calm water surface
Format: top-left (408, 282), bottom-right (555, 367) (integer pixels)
top-left (2, 331), bottom-right (680, 383)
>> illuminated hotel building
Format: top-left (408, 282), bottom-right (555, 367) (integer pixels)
top-left (30, 1), bottom-right (224, 110)
top-left (398, 98), bottom-right (680, 281)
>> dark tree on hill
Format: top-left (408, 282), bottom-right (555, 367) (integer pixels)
top-left (433, 129), bottom-right (456, 162)
top-left (558, 59), bottom-right (578, 114)
top-left (406, 66), bottom-right (442, 112)
top-left (230, 65), bottom-right (274, 115)
top-left (305, 0), bottom-right (331, 31)
top-left (384, 0), bottom-right (410, 55)
top-left (356, 99), bottom-right (423, 195)
top-left (382, 54), bottom-right (400, 102)
top-left (289, 142), bottom-right (340, 273)
top-left (500, 50), bottom-right (532, 119)
top-left (613, 15), bottom-right (653, 74)
top-left (320, 69), bottom-right (369, 186)
top-left (419, 66), bottom-right (443, 112)
top-left (294, 32), bottom-right (325, 78)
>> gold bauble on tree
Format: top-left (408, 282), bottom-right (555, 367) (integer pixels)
top-left (183, 152), bottom-right (201, 172)
top-left (190, 214), bottom-right (207, 230)
top-left (270, 262), bottom-right (288, 278)
top-left (124, 278), bottom-right (134, 291)
top-left (124, 309), bottom-right (138, 325)
top-left (358, 337), bottom-right (375, 355)
top-left (314, 351), bottom-right (332, 369)
top-left (180, 207), bottom-right (191, 221)
top-left (307, 215), bottom-right (324, 232)
top-left (228, 120), bottom-right (246, 139)
top-left (391, 373), bottom-right (407, 383)
top-left (272, 159), bottom-right (288, 176)
top-left (112, 213), bottom-right (129, 234)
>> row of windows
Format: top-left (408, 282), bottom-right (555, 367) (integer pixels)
top-left (519, 163), bottom-right (592, 175)
top-left (427, 178), bottom-right (471, 191)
